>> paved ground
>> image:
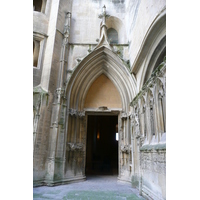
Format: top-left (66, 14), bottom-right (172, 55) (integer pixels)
top-left (33, 175), bottom-right (145, 200)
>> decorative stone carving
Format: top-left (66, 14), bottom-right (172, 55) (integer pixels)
top-left (98, 5), bottom-right (110, 26)
top-left (68, 109), bottom-right (85, 118)
top-left (149, 97), bottom-right (154, 108)
top-left (158, 89), bottom-right (164, 99)
top-left (78, 111), bottom-right (85, 118)
top-left (121, 145), bottom-right (130, 154)
top-left (54, 88), bottom-right (64, 103)
top-left (121, 112), bottom-right (128, 119)
top-left (94, 5), bottom-right (112, 50)
top-left (97, 106), bottom-right (108, 111)
top-left (69, 108), bottom-right (77, 117)
top-left (68, 143), bottom-right (83, 151)
top-left (76, 58), bottom-right (82, 63)
top-left (63, 12), bottom-right (71, 39)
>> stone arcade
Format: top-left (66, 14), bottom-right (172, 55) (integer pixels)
top-left (33, 0), bottom-right (166, 199)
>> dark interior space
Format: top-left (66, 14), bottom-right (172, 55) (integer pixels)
top-left (86, 115), bottom-right (118, 175)
top-left (33, 0), bottom-right (42, 12)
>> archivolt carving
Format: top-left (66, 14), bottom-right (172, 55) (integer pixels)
top-left (78, 111), bottom-right (85, 118)
top-left (68, 143), bottom-right (83, 151)
top-left (68, 108), bottom-right (77, 117)
top-left (68, 109), bottom-right (85, 118)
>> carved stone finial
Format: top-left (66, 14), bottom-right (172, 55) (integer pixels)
top-left (98, 5), bottom-right (110, 25)
top-left (63, 12), bottom-right (71, 39)
top-left (94, 5), bottom-right (111, 50)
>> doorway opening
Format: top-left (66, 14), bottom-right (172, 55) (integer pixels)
top-left (86, 115), bottom-right (118, 175)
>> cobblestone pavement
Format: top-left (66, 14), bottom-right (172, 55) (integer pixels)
top-left (33, 175), bottom-right (145, 200)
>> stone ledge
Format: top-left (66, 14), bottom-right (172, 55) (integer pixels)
top-left (44, 176), bottom-right (86, 187)
top-left (140, 143), bottom-right (166, 151)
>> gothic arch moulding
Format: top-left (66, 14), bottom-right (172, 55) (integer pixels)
top-left (66, 46), bottom-right (136, 112)
top-left (131, 8), bottom-right (166, 90)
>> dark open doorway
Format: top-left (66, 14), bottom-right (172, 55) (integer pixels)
top-left (86, 115), bottom-right (118, 175)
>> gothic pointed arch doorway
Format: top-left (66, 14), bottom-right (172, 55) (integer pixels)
top-left (61, 46), bottom-right (136, 183)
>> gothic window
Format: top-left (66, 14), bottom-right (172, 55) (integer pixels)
top-left (107, 28), bottom-right (118, 44)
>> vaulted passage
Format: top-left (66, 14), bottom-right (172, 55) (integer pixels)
top-left (86, 115), bottom-right (118, 175)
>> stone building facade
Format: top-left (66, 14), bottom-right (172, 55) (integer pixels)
top-left (33, 0), bottom-right (166, 199)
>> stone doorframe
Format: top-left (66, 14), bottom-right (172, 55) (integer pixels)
top-left (66, 46), bottom-right (136, 180)
top-left (83, 109), bottom-right (121, 177)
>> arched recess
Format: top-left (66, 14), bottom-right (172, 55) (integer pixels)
top-left (63, 46), bottom-right (136, 177)
top-left (131, 9), bottom-right (166, 90)
top-left (107, 28), bottom-right (118, 44)
top-left (100, 16), bottom-right (127, 44)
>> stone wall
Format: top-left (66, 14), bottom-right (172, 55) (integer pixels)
top-left (130, 59), bottom-right (166, 200)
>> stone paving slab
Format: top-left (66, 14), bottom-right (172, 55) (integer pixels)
top-left (33, 175), bottom-right (145, 200)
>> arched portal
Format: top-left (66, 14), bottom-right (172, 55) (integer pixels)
top-left (63, 46), bottom-right (136, 181)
